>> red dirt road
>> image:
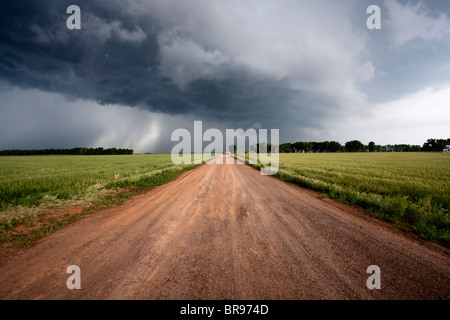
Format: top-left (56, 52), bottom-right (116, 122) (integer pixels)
top-left (0, 155), bottom-right (449, 299)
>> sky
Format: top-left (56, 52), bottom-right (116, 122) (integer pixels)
top-left (0, 0), bottom-right (449, 153)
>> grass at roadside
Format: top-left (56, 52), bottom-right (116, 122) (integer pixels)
top-left (236, 152), bottom-right (450, 245)
top-left (0, 154), bottom-right (202, 248)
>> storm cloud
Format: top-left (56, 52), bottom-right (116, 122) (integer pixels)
top-left (0, 0), bottom-right (449, 152)
top-left (0, 1), bottom-right (372, 119)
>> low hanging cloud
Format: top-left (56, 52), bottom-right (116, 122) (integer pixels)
top-left (0, 0), bottom-right (374, 129)
top-left (0, 84), bottom-right (194, 153)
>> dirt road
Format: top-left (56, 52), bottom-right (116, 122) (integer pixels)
top-left (0, 155), bottom-right (449, 299)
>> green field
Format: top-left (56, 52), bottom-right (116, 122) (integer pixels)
top-left (241, 152), bottom-right (450, 243)
top-left (2, 152), bottom-right (449, 248)
top-left (0, 154), bottom-right (200, 247)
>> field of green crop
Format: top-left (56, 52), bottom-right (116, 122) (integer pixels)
top-left (0, 154), bottom-right (200, 247)
top-left (241, 152), bottom-right (450, 243)
top-left (2, 152), bottom-right (449, 247)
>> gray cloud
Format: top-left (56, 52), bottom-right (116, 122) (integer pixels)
top-left (0, 0), bottom-right (448, 151)
top-left (385, 0), bottom-right (450, 47)
top-left (0, 1), bottom-right (374, 125)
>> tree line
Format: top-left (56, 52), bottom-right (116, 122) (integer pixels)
top-left (278, 138), bottom-right (449, 153)
top-left (0, 147), bottom-right (134, 156)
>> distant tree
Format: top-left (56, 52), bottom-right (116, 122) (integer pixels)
top-left (410, 145), bottom-right (422, 152)
top-left (311, 142), bottom-right (321, 153)
top-left (292, 142), bottom-right (303, 153)
top-left (0, 147), bottom-right (133, 156)
top-left (328, 141), bottom-right (343, 152)
top-left (293, 142), bottom-right (312, 153)
top-left (345, 140), bottom-right (365, 152)
top-left (272, 138), bottom-right (450, 154)
top-left (422, 138), bottom-right (450, 151)
top-left (279, 143), bottom-right (294, 153)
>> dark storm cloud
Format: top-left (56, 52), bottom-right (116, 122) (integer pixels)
top-left (1, 1), bottom-right (182, 112)
top-left (3, 0), bottom-right (447, 152)
top-left (0, 0), bottom-right (309, 128)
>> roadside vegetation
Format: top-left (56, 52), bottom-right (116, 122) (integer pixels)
top-left (0, 154), bottom-right (201, 248)
top-left (237, 152), bottom-right (450, 245)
